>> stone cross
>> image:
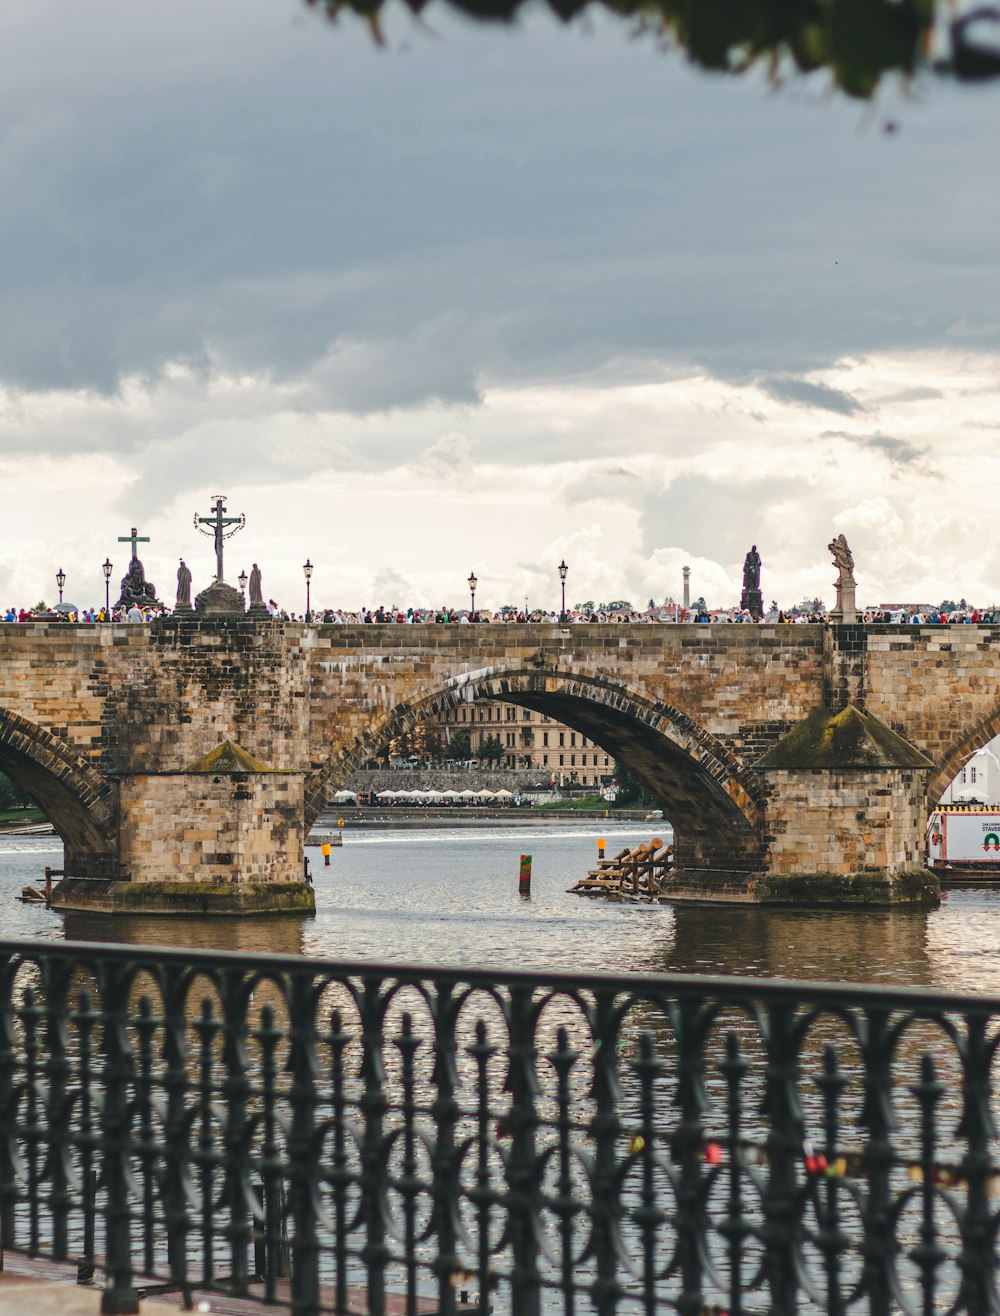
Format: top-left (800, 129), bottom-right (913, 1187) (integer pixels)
top-left (117, 526), bottom-right (150, 561)
top-left (194, 495), bottom-right (245, 586)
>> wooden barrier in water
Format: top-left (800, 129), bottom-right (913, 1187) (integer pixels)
top-left (568, 838), bottom-right (672, 900)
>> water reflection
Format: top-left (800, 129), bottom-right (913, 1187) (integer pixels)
top-left (4, 827), bottom-right (1000, 991)
top-left (60, 911), bottom-right (309, 957)
top-left (662, 903), bottom-right (933, 985)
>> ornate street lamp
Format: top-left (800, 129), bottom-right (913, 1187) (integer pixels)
top-left (303, 559), bottom-right (313, 622)
top-left (558, 559), bottom-right (568, 622)
top-left (56, 567), bottom-right (66, 606)
top-left (102, 559), bottom-right (113, 618)
top-left (468, 571), bottom-right (477, 620)
top-left (238, 569), bottom-right (248, 608)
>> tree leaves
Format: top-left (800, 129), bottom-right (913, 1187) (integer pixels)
top-left (306, 0), bottom-right (1000, 99)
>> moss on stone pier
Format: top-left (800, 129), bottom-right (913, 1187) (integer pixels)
top-left (51, 879), bottom-right (316, 916)
top-left (753, 867), bottom-right (940, 906)
top-left (759, 705), bottom-right (932, 770)
top-left (659, 866), bottom-right (940, 907)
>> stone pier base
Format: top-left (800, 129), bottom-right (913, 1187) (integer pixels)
top-left (50, 878), bottom-right (315, 916)
top-left (658, 867), bottom-right (939, 906)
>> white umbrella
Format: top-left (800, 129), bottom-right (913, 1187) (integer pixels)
top-left (493, 789), bottom-right (515, 801)
top-left (425, 790), bottom-right (446, 803)
top-left (332, 789), bottom-right (357, 803)
top-left (441, 789), bottom-right (462, 801)
top-left (458, 790), bottom-right (477, 802)
top-left (376, 789), bottom-right (396, 800)
top-left (475, 789), bottom-right (496, 801)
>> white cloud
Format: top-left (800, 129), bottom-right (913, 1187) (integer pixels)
top-left (0, 1), bottom-right (998, 614)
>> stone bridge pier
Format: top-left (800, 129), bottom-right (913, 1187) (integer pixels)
top-left (1, 617), bottom-right (993, 912)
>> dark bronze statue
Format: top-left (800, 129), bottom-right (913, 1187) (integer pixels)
top-left (740, 545), bottom-right (763, 620)
top-left (115, 555), bottom-right (159, 610)
top-left (742, 545), bottom-right (761, 592)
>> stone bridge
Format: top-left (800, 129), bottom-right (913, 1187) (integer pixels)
top-left (1, 618), bottom-right (995, 911)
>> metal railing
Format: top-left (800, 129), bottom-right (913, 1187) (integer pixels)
top-left (0, 939), bottom-right (999, 1315)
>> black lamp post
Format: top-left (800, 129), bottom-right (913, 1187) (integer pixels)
top-left (238, 569), bottom-right (247, 608)
top-left (468, 571), bottom-right (477, 620)
top-left (558, 559), bottom-right (568, 622)
top-left (102, 559), bottom-right (112, 617)
top-left (303, 559), bottom-right (313, 622)
top-left (56, 567), bottom-right (66, 607)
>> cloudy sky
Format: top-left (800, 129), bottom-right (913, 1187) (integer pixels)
top-left (0, 0), bottom-right (998, 614)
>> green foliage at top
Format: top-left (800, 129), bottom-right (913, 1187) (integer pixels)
top-left (307, 0), bottom-right (1000, 99)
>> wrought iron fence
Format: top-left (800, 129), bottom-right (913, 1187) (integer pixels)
top-left (1, 939), bottom-right (999, 1315)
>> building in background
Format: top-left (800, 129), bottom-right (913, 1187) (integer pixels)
top-left (940, 743), bottom-right (1000, 806)
top-left (429, 701), bottom-right (614, 787)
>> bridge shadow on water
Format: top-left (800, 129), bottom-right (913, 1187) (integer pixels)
top-left (61, 898), bottom-right (936, 989)
top-left (61, 909), bottom-right (309, 956)
top-left (652, 901), bottom-right (934, 987)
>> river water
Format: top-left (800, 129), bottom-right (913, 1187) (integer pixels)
top-left (2, 821), bottom-right (999, 993)
top-left (5, 821), bottom-right (1000, 1312)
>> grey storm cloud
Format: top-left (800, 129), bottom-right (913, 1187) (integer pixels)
top-left (760, 377), bottom-right (865, 417)
top-left (822, 430), bottom-right (926, 466)
top-left (0, 0), bottom-right (997, 452)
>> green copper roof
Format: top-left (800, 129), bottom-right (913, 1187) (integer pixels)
top-left (187, 740), bottom-right (272, 774)
top-left (759, 706), bottom-right (932, 770)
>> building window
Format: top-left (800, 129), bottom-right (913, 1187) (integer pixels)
top-left (962, 768), bottom-right (967, 783)
top-left (571, 754), bottom-right (576, 766)
top-left (559, 733), bottom-right (565, 747)
top-left (559, 755), bottom-right (564, 766)
top-left (971, 765), bottom-right (978, 783)
top-left (543, 755), bottom-right (549, 766)
top-left (543, 732), bottom-right (549, 747)
top-left (522, 708), bottom-right (531, 721)
top-left (570, 733), bottom-right (576, 747)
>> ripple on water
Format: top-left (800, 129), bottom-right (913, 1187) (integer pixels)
top-left (0, 828), bottom-right (999, 989)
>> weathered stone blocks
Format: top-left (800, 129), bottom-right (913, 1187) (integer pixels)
top-left (2, 619), bottom-right (997, 909)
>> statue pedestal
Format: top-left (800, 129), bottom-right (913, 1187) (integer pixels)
top-left (740, 589), bottom-right (763, 621)
top-left (829, 580), bottom-right (858, 624)
top-left (195, 581), bottom-right (245, 617)
top-left (248, 604), bottom-right (271, 620)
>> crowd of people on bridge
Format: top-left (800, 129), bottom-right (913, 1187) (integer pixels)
top-left (5, 601), bottom-right (1000, 626)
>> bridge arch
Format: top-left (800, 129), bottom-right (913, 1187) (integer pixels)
top-left (306, 665), bottom-right (766, 872)
top-left (0, 709), bottom-right (117, 860)
top-left (929, 703), bottom-right (1000, 803)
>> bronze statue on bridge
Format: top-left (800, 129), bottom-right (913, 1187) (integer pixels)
top-left (740, 544), bottom-right (763, 620)
top-left (113, 526), bottom-right (162, 611)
